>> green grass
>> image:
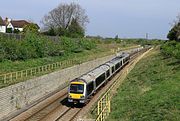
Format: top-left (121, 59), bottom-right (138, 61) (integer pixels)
top-left (0, 43), bottom-right (138, 74)
top-left (107, 48), bottom-right (180, 121)
top-left (0, 42), bottom-right (138, 88)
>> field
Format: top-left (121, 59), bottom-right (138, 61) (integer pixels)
top-left (107, 48), bottom-right (180, 121)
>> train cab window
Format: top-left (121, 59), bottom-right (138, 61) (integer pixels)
top-left (106, 70), bottom-right (110, 77)
top-left (95, 73), bottom-right (105, 87)
top-left (70, 84), bottom-right (84, 94)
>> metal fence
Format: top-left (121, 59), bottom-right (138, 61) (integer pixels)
top-left (95, 68), bottom-right (129, 121)
top-left (0, 59), bottom-right (79, 85)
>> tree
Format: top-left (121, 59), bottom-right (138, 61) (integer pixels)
top-left (67, 18), bottom-right (84, 38)
top-left (115, 35), bottom-right (118, 40)
top-left (167, 25), bottom-right (179, 40)
top-left (167, 13), bottom-right (180, 42)
top-left (23, 23), bottom-right (39, 33)
top-left (41, 2), bottom-right (89, 35)
top-left (42, 27), bottom-right (56, 36)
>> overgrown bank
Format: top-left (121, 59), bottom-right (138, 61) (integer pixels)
top-left (0, 38), bottom-right (137, 74)
top-left (0, 32), bottom-right (143, 74)
top-left (107, 48), bottom-right (180, 121)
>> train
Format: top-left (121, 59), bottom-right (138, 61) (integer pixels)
top-left (68, 47), bottom-right (148, 104)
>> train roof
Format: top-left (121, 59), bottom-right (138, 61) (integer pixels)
top-left (88, 64), bottom-right (109, 79)
top-left (70, 51), bottom-right (131, 85)
top-left (71, 64), bottom-right (110, 84)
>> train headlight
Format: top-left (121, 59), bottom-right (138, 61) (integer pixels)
top-left (69, 94), bottom-right (72, 98)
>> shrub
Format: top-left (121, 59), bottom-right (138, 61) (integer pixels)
top-left (14, 29), bottom-right (20, 34)
top-left (174, 43), bottom-right (180, 59)
top-left (0, 32), bottom-right (97, 61)
top-left (161, 41), bottom-right (180, 59)
top-left (61, 37), bottom-right (78, 52)
top-left (6, 28), bottom-right (13, 33)
top-left (79, 38), bottom-right (96, 50)
top-left (0, 43), bottom-right (5, 62)
top-left (2, 39), bottom-right (20, 60)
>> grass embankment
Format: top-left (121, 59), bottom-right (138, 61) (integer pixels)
top-left (108, 48), bottom-right (180, 121)
top-left (0, 43), bottom-right (137, 74)
top-left (0, 32), bottom-right (141, 88)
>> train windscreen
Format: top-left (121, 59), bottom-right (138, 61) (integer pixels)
top-left (70, 84), bottom-right (84, 94)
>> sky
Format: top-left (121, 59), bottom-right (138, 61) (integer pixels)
top-left (0, 0), bottom-right (180, 39)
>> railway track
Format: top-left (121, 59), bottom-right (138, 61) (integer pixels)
top-left (9, 48), bottom-right (149, 121)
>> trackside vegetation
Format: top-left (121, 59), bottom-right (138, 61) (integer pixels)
top-left (0, 33), bottom-right (164, 89)
top-left (0, 32), bottom-right (147, 74)
top-left (161, 41), bottom-right (180, 59)
top-left (107, 47), bottom-right (180, 121)
top-left (0, 32), bottom-right (96, 61)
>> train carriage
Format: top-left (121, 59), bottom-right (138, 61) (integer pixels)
top-left (68, 50), bottom-right (134, 104)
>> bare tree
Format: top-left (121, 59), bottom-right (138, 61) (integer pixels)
top-left (41, 3), bottom-right (89, 31)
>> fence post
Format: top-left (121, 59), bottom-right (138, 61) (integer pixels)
top-left (98, 101), bottom-right (100, 115)
top-left (15, 72), bottom-right (18, 80)
top-left (4, 75), bottom-right (6, 84)
top-left (108, 101), bottom-right (111, 113)
top-left (101, 99), bottom-right (103, 120)
top-left (10, 74), bottom-right (13, 83)
top-left (25, 70), bottom-right (28, 77)
top-left (30, 69), bottom-right (32, 76)
top-left (21, 71), bottom-right (23, 78)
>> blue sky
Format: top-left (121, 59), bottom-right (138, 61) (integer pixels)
top-left (0, 0), bottom-right (180, 39)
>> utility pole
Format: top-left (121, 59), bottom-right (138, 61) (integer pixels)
top-left (146, 33), bottom-right (148, 40)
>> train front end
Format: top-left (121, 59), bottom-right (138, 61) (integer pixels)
top-left (68, 81), bottom-right (86, 104)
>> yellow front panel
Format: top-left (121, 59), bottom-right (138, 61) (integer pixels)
top-left (69, 93), bottom-right (83, 99)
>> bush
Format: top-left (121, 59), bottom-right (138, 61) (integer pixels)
top-left (23, 32), bottom-right (64, 58)
top-left (161, 41), bottom-right (180, 59)
top-left (174, 43), bottom-right (180, 59)
top-left (79, 38), bottom-right (96, 50)
top-left (14, 29), bottom-right (20, 34)
top-left (61, 37), bottom-right (96, 53)
top-left (23, 23), bottom-right (39, 33)
top-left (0, 32), bottom-right (97, 61)
top-left (6, 28), bottom-right (13, 33)
top-left (2, 39), bottom-right (20, 60)
top-left (0, 43), bottom-right (5, 62)
top-left (61, 37), bottom-right (79, 52)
